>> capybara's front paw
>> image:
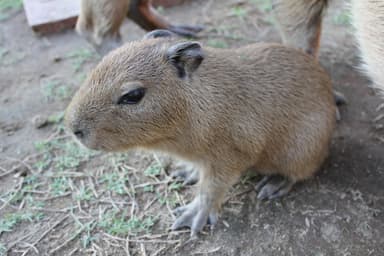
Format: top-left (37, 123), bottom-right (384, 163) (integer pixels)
top-left (171, 196), bottom-right (219, 237)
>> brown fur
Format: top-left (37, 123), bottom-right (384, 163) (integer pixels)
top-left (76, 0), bottom-right (129, 52)
top-left (272, 0), bottom-right (327, 57)
top-left (76, 0), bottom-right (202, 54)
top-left (273, 0), bottom-right (384, 91)
top-left (65, 37), bottom-right (336, 234)
top-left (351, 0), bottom-right (384, 90)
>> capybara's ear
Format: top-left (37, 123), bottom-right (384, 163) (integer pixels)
top-left (143, 29), bottom-right (175, 40)
top-left (166, 41), bottom-right (204, 78)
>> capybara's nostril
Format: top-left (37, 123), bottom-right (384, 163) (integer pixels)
top-left (74, 130), bottom-right (85, 139)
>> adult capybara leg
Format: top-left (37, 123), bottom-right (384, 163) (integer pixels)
top-left (272, 0), bottom-right (327, 58)
top-left (127, 0), bottom-right (203, 38)
top-left (351, 0), bottom-right (384, 90)
top-left (76, 0), bottom-right (129, 54)
top-left (273, 0), bottom-right (346, 110)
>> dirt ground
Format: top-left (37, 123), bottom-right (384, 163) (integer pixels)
top-left (1, 0), bottom-right (384, 255)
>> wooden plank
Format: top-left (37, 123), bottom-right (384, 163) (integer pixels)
top-left (23, 0), bottom-right (79, 34)
top-left (23, 0), bottom-right (189, 35)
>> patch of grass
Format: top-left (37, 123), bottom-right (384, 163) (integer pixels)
top-left (34, 139), bottom-right (97, 172)
top-left (25, 194), bottom-right (45, 209)
top-left (0, 175), bottom-right (43, 206)
top-left (99, 210), bottom-right (155, 236)
top-left (81, 222), bottom-right (97, 248)
top-left (251, 0), bottom-right (273, 13)
top-left (56, 141), bottom-right (94, 171)
top-left (156, 191), bottom-right (179, 208)
top-left (143, 184), bottom-right (154, 193)
top-left (47, 111), bottom-right (65, 124)
top-left (209, 25), bottom-right (245, 41)
top-left (100, 172), bottom-right (129, 195)
top-left (3, 190), bottom-right (24, 204)
top-left (0, 47), bottom-right (8, 58)
top-left (168, 181), bottom-right (182, 191)
top-left (207, 39), bottom-right (229, 49)
top-left (333, 10), bottom-right (351, 26)
top-left (0, 243), bottom-right (6, 256)
top-left (144, 164), bottom-right (162, 177)
top-left (109, 153), bottom-right (130, 166)
top-left (41, 79), bottom-right (71, 101)
top-left (210, 25), bottom-right (235, 36)
top-left (0, 0), bottom-right (22, 11)
top-left (0, 50), bottom-right (25, 65)
top-left (231, 6), bottom-right (248, 19)
top-left (76, 73), bottom-right (87, 84)
top-left (0, 211), bottom-right (44, 235)
top-left (75, 186), bottom-right (94, 201)
top-left (55, 148), bottom-right (84, 171)
top-left (67, 48), bottom-right (96, 72)
top-left (33, 154), bottom-right (51, 172)
top-left (22, 175), bottom-right (40, 193)
top-left (0, 0), bottom-right (22, 20)
top-left (50, 177), bottom-right (71, 196)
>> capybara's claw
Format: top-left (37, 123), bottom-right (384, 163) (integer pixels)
top-left (256, 175), bottom-right (295, 200)
top-left (172, 197), bottom-right (219, 237)
top-left (171, 166), bottom-right (199, 186)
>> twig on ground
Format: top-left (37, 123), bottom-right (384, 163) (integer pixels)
top-left (143, 197), bottom-right (158, 211)
top-left (14, 215), bottom-right (69, 256)
top-left (98, 199), bottom-right (133, 206)
top-left (152, 246), bottom-right (167, 256)
top-left (140, 243), bottom-right (147, 256)
top-left (1, 156), bottom-right (37, 175)
top-left (43, 191), bottom-right (72, 201)
top-left (49, 220), bottom-right (93, 254)
top-left (136, 230), bottom-right (189, 240)
top-left (0, 177), bottom-right (24, 210)
top-left (68, 247), bottom-right (78, 256)
top-left (0, 165), bottom-right (18, 178)
top-left (20, 242), bottom-right (39, 256)
top-left (116, 164), bottom-right (138, 213)
top-left (6, 232), bottom-right (36, 253)
top-left (134, 179), bottom-right (171, 189)
top-left (125, 236), bottom-right (131, 256)
top-left (0, 197), bottom-right (18, 210)
top-left (192, 246), bottom-right (222, 255)
top-left (45, 171), bottom-right (90, 178)
top-left (88, 176), bottom-right (99, 198)
top-left (102, 232), bottom-right (181, 244)
top-left (30, 205), bottom-right (78, 213)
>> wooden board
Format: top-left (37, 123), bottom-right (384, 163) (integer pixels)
top-left (23, 0), bottom-right (189, 35)
top-left (23, 0), bottom-right (80, 34)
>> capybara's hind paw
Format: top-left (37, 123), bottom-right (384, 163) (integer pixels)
top-left (255, 175), bottom-right (295, 200)
top-left (171, 166), bottom-right (199, 186)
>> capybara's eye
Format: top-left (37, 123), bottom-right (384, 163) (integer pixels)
top-left (118, 88), bottom-right (146, 105)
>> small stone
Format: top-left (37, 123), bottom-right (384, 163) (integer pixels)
top-left (13, 165), bottom-right (30, 178)
top-left (53, 56), bottom-right (62, 62)
top-left (32, 114), bottom-right (48, 129)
